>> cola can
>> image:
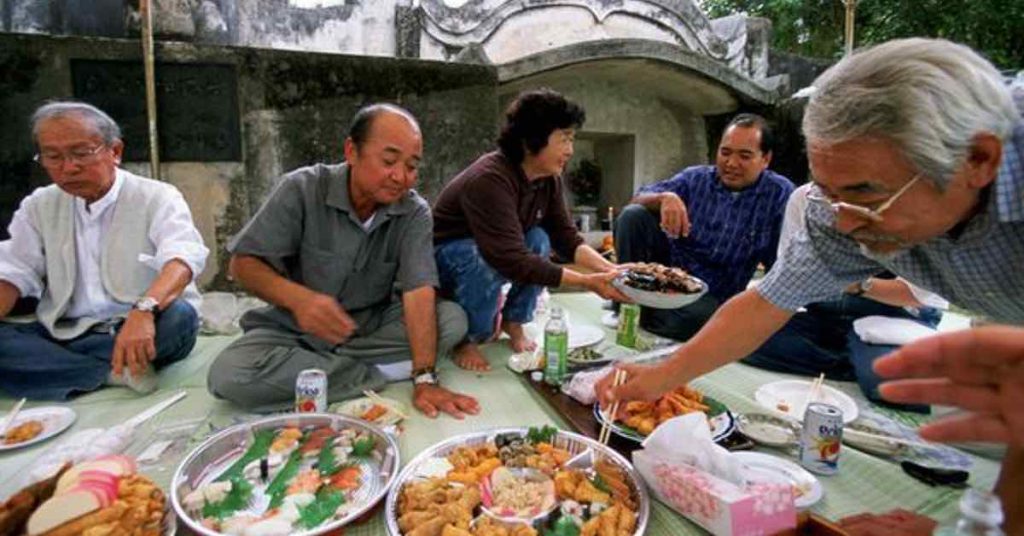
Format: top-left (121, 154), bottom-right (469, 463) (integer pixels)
top-left (798, 402), bottom-right (843, 475)
top-left (295, 368), bottom-right (328, 413)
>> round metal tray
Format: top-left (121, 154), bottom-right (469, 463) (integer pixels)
top-left (384, 428), bottom-right (650, 535)
top-left (171, 413), bottom-right (400, 536)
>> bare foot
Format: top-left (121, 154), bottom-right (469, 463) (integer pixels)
top-left (501, 321), bottom-right (537, 353)
top-left (453, 342), bottom-right (491, 372)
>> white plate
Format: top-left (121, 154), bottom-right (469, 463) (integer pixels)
top-left (733, 451), bottom-right (823, 509)
top-left (754, 380), bottom-right (859, 423)
top-left (0, 406), bottom-right (76, 452)
top-left (612, 276), bottom-right (707, 309)
top-left (737, 413), bottom-right (799, 447)
top-left (333, 396), bottom-right (407, 426)
top-left (568, 324), bottom-right (605, 349)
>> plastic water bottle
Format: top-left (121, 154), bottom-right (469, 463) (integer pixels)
top-left (543, 306), bottom-right (568, 386)
top-left (935, 488), bottom-right (1005, 535)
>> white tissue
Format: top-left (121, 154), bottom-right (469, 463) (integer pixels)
top-left (637, 413), bottom-right (745, 486)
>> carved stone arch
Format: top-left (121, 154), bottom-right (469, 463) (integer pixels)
top-left (419, 0), bottom-right (727, 60)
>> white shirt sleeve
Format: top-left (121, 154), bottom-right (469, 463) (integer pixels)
top-left (899, 277), bottom-right (950, 310)
top-left (140, 189), bottom-right (209, 281)
top-left (0, 200), bottom-right (47, 298)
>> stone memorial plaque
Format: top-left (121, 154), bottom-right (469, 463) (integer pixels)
top-left (71, 59), bottom-right (240, 162)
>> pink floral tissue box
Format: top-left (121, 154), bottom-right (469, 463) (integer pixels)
top-left (635, 456), bottom-right (796, 535)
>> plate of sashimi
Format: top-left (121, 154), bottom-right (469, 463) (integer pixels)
top-left (171, 413), bottom-right (399, 536)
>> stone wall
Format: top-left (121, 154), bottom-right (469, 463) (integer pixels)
top-left (0, 32), bottom-right (497, 288)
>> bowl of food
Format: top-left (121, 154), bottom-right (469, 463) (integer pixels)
top-left (386, 426), bottom-right (649, 535)
top-left (171, 413), bottom-right (398, 536)
top-left (613, 263), bottom-right (706, 309)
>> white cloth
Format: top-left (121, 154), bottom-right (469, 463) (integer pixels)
top-left (775, 183), bottom-right (949, 310)
top-left (853, 315), bottom-right (939, 346)
top-left (0, 169), bottom-right (208, 319)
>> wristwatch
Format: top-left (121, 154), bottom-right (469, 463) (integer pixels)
top-left (411, 367), bottom-right (438, 386)
top-left (850, 278), bottom-right (874, 297)
top-left (133, 296), bottom-right (160, 313)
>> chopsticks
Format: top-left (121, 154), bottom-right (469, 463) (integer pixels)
top-left (0, 398), bottom-right (27, 438)
top-left (598, 369), bottom-right (627, 445)
top-left (799, 373), bottom-right (826, 417)
top-left (363, 390), bottom-right (410, 419)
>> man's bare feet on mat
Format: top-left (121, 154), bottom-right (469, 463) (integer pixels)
top-left (502, 321), bottom-right (537, 353)
top-left (453, 342), bottom-right (491, 371)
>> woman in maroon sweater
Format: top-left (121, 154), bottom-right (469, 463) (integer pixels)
top-left (433, 89), bottom-right (628, 371)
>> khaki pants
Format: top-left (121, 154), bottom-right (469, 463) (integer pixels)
top-left (207, 300), bottom-right (466, 412)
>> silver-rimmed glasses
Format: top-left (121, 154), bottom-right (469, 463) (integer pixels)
top-left (33, 145), bottom-right (106, 168)
top-left (806, 173), bottom-right (921, 222)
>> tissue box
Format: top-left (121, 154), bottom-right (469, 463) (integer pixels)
top-left (634, 452), bottom-right (796, 536)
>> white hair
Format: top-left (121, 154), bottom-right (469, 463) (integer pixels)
top-left (803, 38), bottom-right (1016, 190)
top-left (31, 101), bottom-right (122, 146)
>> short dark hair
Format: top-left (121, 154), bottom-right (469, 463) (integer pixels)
top-left (725, 113), bottom-right (774, 155)
top-left (347, 103), bottom-right (419, 149)
top-left (497, 89), bottom-right (586, 164)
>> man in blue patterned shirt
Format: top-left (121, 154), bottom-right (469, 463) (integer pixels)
top-left (598, 38), bottom-right (1023, 531)
top-left (614, 113), bottom-right (793, 340)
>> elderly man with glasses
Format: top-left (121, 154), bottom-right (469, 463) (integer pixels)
top-left (0, 101), bottom-right (208, 399)
top-left (598, 38), bottom-right (1024, 531)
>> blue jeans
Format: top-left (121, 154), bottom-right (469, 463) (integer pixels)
top-left (435, 227), bottom-right (551, 343)
top-left (742, 295), bottom-right (941, 413)
top-left (0, 300), bottom-right (199, 400)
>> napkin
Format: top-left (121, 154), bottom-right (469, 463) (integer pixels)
top-left (639, 412), bottom-right (745, 485)
top-left (852, 316), bottom-right (937, 346)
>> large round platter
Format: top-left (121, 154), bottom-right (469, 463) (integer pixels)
top-left (385, 428), bottom-right (650, 536)
top-left (0, 406), bottom-right (76, 452)
top-left (593, 396), bottom-right (736, 444)
top-left (754, 380), bottom-right (859, 423)
top-left (171, 413), bottom-right (399, 536)
top-left (612, 275), bottom-right (707, 309)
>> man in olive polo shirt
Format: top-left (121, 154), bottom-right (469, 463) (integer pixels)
top-left (208, 104), bottom-right (479, 419)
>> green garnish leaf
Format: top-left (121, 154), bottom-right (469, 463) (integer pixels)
top-left (527, 425), bottom-right (558, 445)
top-left (216, 429), bottom-right (275, 482)
top-left (266, 450), bottom-right (302, 509)
top-left (591, 474), bottom-right (611, 494)
top-left (201, 477), bottom-right (253, 520)
top-left (299, 487), bottom-right (346, 529)
top-left (545, 516), bottom-right (581, 536)
top-left (317, 440), bottom-right (339, 477)
top-left (350, 437), bottom-right (375, 458)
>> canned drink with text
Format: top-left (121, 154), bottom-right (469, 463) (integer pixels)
top-left (295, 368), bottom-right (328, 413)
top-left (798, 402), bottom-right (843, 475)
top-left (616, 303), bottom-right (640, 348)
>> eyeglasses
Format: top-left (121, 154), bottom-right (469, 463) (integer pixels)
top-left (33, 145), bottom-right (106, 168)
top-left (807, 174), bottom-right (921, 222)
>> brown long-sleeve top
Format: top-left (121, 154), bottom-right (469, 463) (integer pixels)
top-left (433, 151), bottom-right (585, 287)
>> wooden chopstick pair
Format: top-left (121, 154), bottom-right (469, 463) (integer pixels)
top-left (800, 373), bottom-right (826, 417)
top-left (598, 369), bottom-right (628, 445)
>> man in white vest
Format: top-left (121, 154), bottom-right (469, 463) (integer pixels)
top-left (0, 101), bottom-right (208, 399)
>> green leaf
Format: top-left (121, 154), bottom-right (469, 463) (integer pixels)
top-left (591, 474), bottom-right (611, 494)
top-left (266, 450), bottom-right (302, 509)
top-left (317, 441), bottom-right (339, 477)
top-left (216, 429), bottom-right (275, 482)
top-left (350, 437), bottom-right (375, 458)
top-left (527, 425), bottom-right (558, 445)
top-left (299, 488), bottom-right (347, 529)
top-left (201, 477), bottom-right (253, 520)
top-left (545, 516), bottom-right (581, 536)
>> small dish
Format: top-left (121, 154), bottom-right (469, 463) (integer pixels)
top-left (0, 406), bottom-right (76, 452)
top-left (333, 396), bottom-right (407, 426)
top-left (737, 413), bottom-right (799, 447)
top-left (844, 425), bottom-right (906, 457)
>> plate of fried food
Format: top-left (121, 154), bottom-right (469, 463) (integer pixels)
top-left (386, 425), bottom-right (650, 535)
top-left (0, 406), bottom-right (76, 452)
top-left (0, 455), bottom-right (171, 536)
top-left (333, 396), bottom-right (408, 426)
top-left (594, 385), bottom-right (736, 443)
top-left (172, 413), bottom-right (399, 536)
top-left (612, 263), bottom-right (706, 309)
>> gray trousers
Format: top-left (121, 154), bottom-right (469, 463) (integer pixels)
top-left (207, 300), bottom-right (467, 412)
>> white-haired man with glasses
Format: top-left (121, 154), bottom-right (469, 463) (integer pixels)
top-left (0, 101), bottom-right (208, 399)
top-left (597, 38), bottom-right (1024, 531)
